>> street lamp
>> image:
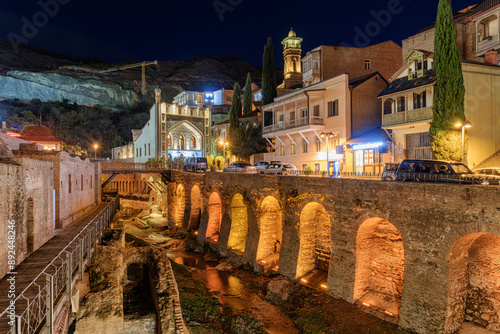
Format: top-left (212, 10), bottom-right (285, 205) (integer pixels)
top-left (93, 144), bottom-right (98, 160)
top-left (218, 140), bottom-right (228, 167)
top-left (455, 121), bottom-right (471, 164)
top-left (320, 132), bottom-right (336, 176)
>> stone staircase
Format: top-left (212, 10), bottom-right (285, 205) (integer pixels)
top-left (473, 150), bottom-right (500, 170)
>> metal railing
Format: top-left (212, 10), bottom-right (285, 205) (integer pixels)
top-left (0, 198), bottom-right (119, 334)
top-left (263, 115), bottom-right (325, 134)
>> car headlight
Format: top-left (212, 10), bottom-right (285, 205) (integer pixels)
top-left (482, 179), bottom-right (489, 186)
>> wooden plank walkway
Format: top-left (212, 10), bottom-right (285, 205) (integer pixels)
top-left (0, 202), bottom-right (108, 313)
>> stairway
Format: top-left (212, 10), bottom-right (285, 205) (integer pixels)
top-left (474, 149), bottom-right (500, 170)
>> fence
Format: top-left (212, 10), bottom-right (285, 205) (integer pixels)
top-left (0, 198), bottom-right (119, 334)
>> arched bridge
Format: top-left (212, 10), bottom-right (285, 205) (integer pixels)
top-left (165, 171), bottom-right (500, 334)
top-left (100, 162), bottom-right (172, 188)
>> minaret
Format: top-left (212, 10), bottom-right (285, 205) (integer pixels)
top-left (281, 28), bottom-right (303, 89)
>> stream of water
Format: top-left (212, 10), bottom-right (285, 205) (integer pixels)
top-left (169, 251), bottom-right (299, 334)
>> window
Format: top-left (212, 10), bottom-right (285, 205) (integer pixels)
top-left (302, 164), bottom-right (307, 170)
top-left (168, 134), bottom-right (172, 147)
top-left (191, 136), bottom-right (196, 148)
top-left (90, 175), bottom-right (92, 189)
top-left (148, 143), bottom-right (150, 155)
top-left (398, 97), bottom-right (406, 112)
top-left (328, 100), bottom-right (339, 117)
top-left (68, 174), bottom-right (71, 194)
top-left (144, 144), bottom-right (146, 156)
top-left (290, 111), bottom-right (295, 120)
top-left (315, 164), bottom-right (320, 173)
top-left (364, 59), bottom-right (371, 70)
top-left (136, 148), bottom-right (138, 157)
top-left (316, 138), bottom-right (321, 152)
top-left (139, 148), bottom-right (142, 156)
top-left (423, 60), bottom-right (428, 70)
top-left (81, 175), bottom-right (83, 191)
top-left (280, 143), bottom-right (285, 156)
top-left (302, 139), bottom-right (308, 153)
top-left (413, 91), bottom-right (427, 109)
top-left (301, 109), bottom-right (308, 118)
top-left (416, 61), bottom-right (422, 71)
top-left (313, 105), bottom-right (320, 117)
top-left (291, 142), bottom-right (296, 155)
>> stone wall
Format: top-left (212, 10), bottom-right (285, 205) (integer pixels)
top-left (168, 171), bottom-right (500, 334)
top-left (0, 157), bottom-right (54, 280)
top-left (13, 151), bottom-right (99, 228)
top-left (123, 314), bottom-right (156, 334)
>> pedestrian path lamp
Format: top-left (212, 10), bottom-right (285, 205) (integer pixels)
top-left (93, 144), bottom-right (98, 160)
top-left (455, 121), bottom-right (471, 164)
top-left (320, 132), bottom-right (335, 176)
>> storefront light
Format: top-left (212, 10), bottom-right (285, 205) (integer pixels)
top-left (352, 142), bottom-right (383, 150)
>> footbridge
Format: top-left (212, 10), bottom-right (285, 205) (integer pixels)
top-left (99, 162), bottom-right (172, 188)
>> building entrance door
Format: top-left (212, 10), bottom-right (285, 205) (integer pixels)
top-left (355, 150), bottom-right (363, 174)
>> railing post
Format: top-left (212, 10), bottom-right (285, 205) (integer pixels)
top-left (14, 315), bottom-right (22, 334)
top-left (87, 230), bottom-right (92, 263)
top-left (45, 275), bottom-right (54, 333)
top-left (66, 252), bottom-right (72, 307)
top-left (79, 239), bottom-right (84, 281)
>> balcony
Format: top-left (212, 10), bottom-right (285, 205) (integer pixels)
top-left (383, 107), bottom-right (433, 127)
top-left (263, 116), bottom-right (324, 134)
top-left (477, 35), bottom-right (500, 55)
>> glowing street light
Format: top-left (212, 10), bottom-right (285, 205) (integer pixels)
top-left (218, 140), bottom-right (228, 167)
top-left (455, 121), bottom-right (471, 164)
top-left (320, 132), bottom-right (336, 176)
top-left (93, 144), bottom-right (98, 160)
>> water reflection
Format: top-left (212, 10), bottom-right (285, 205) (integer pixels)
top-left (170, 251), bottom-right (298, 334)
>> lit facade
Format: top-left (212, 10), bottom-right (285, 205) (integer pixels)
top-left (263, 72), bottom-right (387, 173)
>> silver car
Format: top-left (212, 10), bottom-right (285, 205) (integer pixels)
top-left (254, 160), bottom-right (270, 173)
top-left (223, 161), bottom-right (257, 174)
top-left (262, 163), bottom-right (299, 176)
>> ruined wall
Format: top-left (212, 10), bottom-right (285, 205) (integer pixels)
top-left (0, 158), bottom-right (54, 280)
top-left (13, 151), bottom-right (99, 228)
top-left (168, 171), bottom-right (500, 334)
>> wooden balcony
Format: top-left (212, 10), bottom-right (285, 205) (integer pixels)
top-left (383, 107), bottom-right (433, 127)
top-left (477, 35), bottom-right (500, 55)
top-left (263, 116), bottom-right (324, 134)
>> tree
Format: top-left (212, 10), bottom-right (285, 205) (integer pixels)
top-left (229, 82), bottom-right (242, 131)
top-left (243, 72), bottom-right (253, 115)
top-left (262, 37), bottom-right (277, 105)
top-left (429, 0), bottom-right (466, 161)
top-left (229, 123), bottom-right (267, 160)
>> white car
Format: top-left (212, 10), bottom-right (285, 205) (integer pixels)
top-left (223, 161), bottom-right (258, 174)
top-left (261, 163), bottom-right (299, 176)
top-left (254, 161), bottom-right (270, 173)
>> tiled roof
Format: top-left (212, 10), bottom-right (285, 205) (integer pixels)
top-left (378, 70), bottom-right (436, 97)
top-left (21, 136), bottom-right (68, 143)
top-left (344, 128), bottom-right (391, 145)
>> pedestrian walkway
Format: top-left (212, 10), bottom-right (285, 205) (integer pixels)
top-left (0, 202), bottom-right (108, 313)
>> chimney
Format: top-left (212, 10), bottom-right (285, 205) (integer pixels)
top-left (485, 50), bottom-right (498, 65)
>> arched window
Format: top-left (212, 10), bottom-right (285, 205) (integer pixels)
top-left (179, 135), bottom-right (185, 150)
top-left (191, 136), bottom-right (196, 149)
top-left (168, 134), bottom-right (173, 148)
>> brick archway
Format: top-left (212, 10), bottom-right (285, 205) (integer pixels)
top-left (188, 185), bottom-right (202, 231)
top-left (445, 233), bottom-right (500, 333)
top-left (296, 202), bottom-right (331, 278)
top-left (353, 217), bottom-right (404, 321)
top-left (227, 193), bottom-right (248, 253)
top-left (256, 196), bottom-right (282, 267)
top-left (206, 192), bottom-right (222, 243)
top-left (176, 184), bottom-right (185, 227)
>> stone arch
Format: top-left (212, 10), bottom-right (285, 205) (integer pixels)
top-left (27, 197), bottom-right (34, 253)
top-left (256, 196), bottom-right (282, 264)
top-left (188, 185), bottom-right (202, 231)
top-left (227, 193), bottom-right (248, 253)
top-left (206, 192), bottom-right (222, 243)
top-left (353, 217), bottom-right (404, 320)
top-left (176, 184), bottom-right (185, 227)
top-left (444, 233), bottom-right (500, 333)
top-left (296, 202), bottom-right (331, 278)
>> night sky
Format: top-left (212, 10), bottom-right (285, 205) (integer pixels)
top-left (0, 0), bottom-right (477, 66)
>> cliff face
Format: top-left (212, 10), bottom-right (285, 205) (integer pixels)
top-left (0, 40), bottom-right (266, 110)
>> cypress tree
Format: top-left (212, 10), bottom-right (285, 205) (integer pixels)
top-left (243, 72), bottom-right (253, 115)
top-left (262, 37), bottom-right (277, 105)
top-left (229, 82), bottom-right (242, 131)
top-left (429, 0), bottom-right (466, 161)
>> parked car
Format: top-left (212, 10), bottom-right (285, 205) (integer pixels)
top-left (223, 161), bottom-right (257, 174)
top-left (261, 163), bottom-right (299, 176)
top-left (473, 167), bottom-right (500, 176)
top-left (382, 162), bottom-right (399, 181)
top-left (254, 160), bottom-right (270, 173)
top-left (183, 157), bottom-right (208, 172)
top-left (394, 159), bottom-right (500, 185)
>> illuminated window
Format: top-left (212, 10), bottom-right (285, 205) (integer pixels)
top-left (280, 143), bottom-right (285, 156)
top-left (291, 142), bottom-right (296, 155)
top-left (302, 139), bottom-right (308, 153)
